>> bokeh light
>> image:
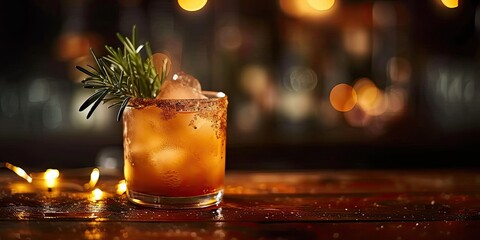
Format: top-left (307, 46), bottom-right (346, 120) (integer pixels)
top-left (240, 65), bottom-right (276, 112)
top-left (280, 92), bottom-right (314, 122)
top-left (343, 26), bottom-right (370, 58)
top-left (364, 89), bottom-right (387, 116)
top-left (56, 33), bottom-right (91, 61)
top-left (218, 25), bottom-right (242, 50)
top-left (387, 57), bottom-right (412, 84)
top-left (441, 0), bottom-right (458, 9)
top-left (354, 78), bottom-right (379, 112)
top-left (307, 0), bottom-right (335, 11)
top-left (287, 66), bottom-right (318, 92)
top-left (241, 65), bottom-right (270, 97)
top-left (279, 0), bottom-right (334, 19)
top-left (178, 0), bottom-right (208, 12)
top-left (330, 84), bottom-right (357, 112)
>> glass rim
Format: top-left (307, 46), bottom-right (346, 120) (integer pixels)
top-left (127, 91), bottom-right (228, 110)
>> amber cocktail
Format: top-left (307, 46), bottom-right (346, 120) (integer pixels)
top-left (122, 91), bottom-right (227, 208)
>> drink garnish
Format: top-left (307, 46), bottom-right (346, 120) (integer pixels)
top-left (76, 25), bottom-right (169, 121)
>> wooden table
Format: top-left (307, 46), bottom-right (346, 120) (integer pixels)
top-left (1, 169), bottom-right (479, 239)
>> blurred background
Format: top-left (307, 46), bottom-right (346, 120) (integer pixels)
top-left (1, 0), bottom-right (479, 170)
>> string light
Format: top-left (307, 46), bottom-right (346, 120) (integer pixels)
top-left (44, 169), bottom-right (60, 189)
top-left (1, 162), bottom-right (33, 183)
top-left (85, 168), bottom-right (100, 190)
top-left (91, 188), bottom-right (104, 201)
top-left (1, 163), bottom-right (119, 202)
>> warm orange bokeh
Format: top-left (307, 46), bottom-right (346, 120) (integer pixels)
top-left (330, 84), bottom-right (357, 112)
top-left (441, 0), bottom-right (458, 8)
top-left (178, 0), bottom-right (208, 12)
top-left (354, 78), bottom-right (378, 112)
top-left (279, 0), bottom-right (335, 19)
top-left (307, 0), bottom-right (335, 11)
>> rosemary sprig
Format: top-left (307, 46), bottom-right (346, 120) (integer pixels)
top-left (76, 25), bottom-right (167, 121)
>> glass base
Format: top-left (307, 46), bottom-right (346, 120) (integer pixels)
top-left (126, 189), bottom-right (223, 209)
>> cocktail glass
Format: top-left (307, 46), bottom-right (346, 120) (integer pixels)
top-left (122, 91), bottom-right (227, 209)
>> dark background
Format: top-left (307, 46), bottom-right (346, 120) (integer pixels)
top-left (1, 0), bottom-right (479, 171)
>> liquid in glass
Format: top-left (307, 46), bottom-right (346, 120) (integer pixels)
top-left (122, 91), bottom-right (227, 208)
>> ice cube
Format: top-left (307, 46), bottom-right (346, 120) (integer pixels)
top-left (172, 71), bottom-right (203, 91)
top-left (157, 71), bottom-right (207, 99)
top-left (149, 147), bottom-right (185, 187)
